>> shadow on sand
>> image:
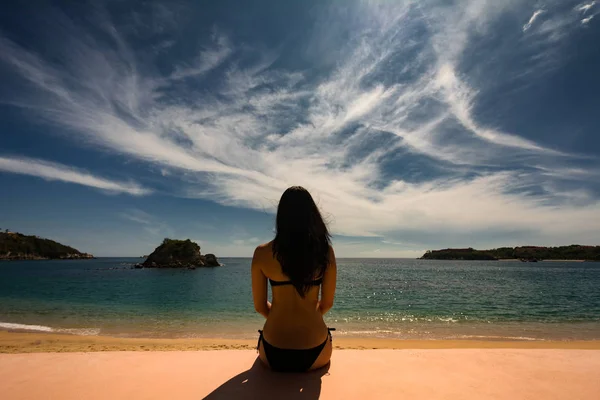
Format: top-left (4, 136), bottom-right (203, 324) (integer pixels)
top-left (203, 357), bottom-right (330, 399)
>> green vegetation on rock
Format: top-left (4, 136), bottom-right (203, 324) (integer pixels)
top-left (420, 248), bottom-right (497, 260)
top-left (141, 238), bottom-right (220, 268)
top-left (420, 245), bottom-right (600, 261)
top-left (0, 231), bottom-right (94, 260)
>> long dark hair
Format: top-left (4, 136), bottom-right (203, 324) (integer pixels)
top-left (272, 186), bottom-right (331, 297)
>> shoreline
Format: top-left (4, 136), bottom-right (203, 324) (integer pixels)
top-left (2, 330), bottom-right (600, 353)
top-left (497, 259), bottom-right (589, 262)
top-left (421, 258), bottom-right (592, 262)
top-left (4, 319), bottom-right (600, 342)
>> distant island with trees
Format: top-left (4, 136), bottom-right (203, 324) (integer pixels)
top-left (0, 230), bottom-right (94, 260)
top-left (136, 238), bottom-right (220, 268)
top-left (420, 245), bottom-right (600, 261)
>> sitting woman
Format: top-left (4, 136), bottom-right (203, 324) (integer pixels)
top-left (252, 186), bottom-right (337, 372)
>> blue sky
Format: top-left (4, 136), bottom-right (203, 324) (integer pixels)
top-left (1, 0), bottom-right (599, 257)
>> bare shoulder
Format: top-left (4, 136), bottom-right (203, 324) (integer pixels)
top-left (328, 244), bottom-right (336, 257)
top-left (253, 241), bottom-right (273, 260)
top-left (327, 245), bottom-right (337, 269)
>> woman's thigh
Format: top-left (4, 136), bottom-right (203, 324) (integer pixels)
top-left (258, 341), bottom-right (270, 368)
top-left (309, 337), bottom-right (332, 370)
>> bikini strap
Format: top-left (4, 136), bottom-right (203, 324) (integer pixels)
top-left (257, 330), bottom-right (263, 352)
top-left (328, 327), bottom-right (336, 342)
top-left (269, 278), bottom-right (323, 287)
top-left (258, 327), bottom-right (335, 349)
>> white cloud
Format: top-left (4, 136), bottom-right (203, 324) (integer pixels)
top-left (0, 156), bottom-right (150, 195)
top-left (581, 15), bottom-right (595, 24)
top-left (432, 63), bottom-right (560, 153)
top-left (169, 32), bottom-right (232, 80)
top-left (523, 9), bottom-right (545, 31)
top-left (576, 1), bottom-right (597, 14)
top-left (526, 1), bottom-right (596, 42)
top-left (1, 1), bottom-right (599, 247)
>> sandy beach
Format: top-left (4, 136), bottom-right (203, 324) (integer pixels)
top-left (3, 330), bottom-right (600, 353)
top-left (1, 331), bottom-right (600, 399)
top-left (1, 347), bottom-right (599, 399)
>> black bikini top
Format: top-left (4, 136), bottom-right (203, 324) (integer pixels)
top-left (269, 277), bottom-right (323, 287)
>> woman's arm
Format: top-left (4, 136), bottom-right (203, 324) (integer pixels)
top-left (318, 246), bottom-right (337, 315)
top-left (251, 246), bottom-right (271, 319)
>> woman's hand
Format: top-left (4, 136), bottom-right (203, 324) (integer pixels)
top-left (257, 301), bottom-right (272, 319)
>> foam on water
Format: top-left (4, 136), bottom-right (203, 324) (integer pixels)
top-left (57, 328), bottom-right (101, 336)
top-left (0, 321), bottom-right (100, 336)
top-left (451, 335), bottom-right (541, 341)
top-left (338, 330), bottom-right (395, 335)
top-left (0, 322), bottom-right (54, 332)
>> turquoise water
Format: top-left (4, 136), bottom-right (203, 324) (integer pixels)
top-left (1, 258), bottom-right (600, 340)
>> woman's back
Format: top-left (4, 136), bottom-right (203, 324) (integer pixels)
top-left (251, 186), bottom-right (336, 371)
top-left (254, 242), bottom-right (331, 349)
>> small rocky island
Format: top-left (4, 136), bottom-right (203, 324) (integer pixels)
top-left (137, 238), bottom-right (220, 269)
top-left (420, 245), bottom-right (600, 261)
top-left (0, 231), bottom-right (94, 260)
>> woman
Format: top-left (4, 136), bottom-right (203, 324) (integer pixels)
top-left (252, 186), bottom-right (337, 372)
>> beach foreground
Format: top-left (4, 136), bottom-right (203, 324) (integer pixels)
top-left (1, 349), bottom-right (599, 399)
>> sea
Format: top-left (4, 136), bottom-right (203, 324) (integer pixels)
top-left (1, 258), bottom-right (600, 341)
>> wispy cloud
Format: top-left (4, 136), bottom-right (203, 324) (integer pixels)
top-left (576, 1), bottom-right (597, 14)
top-left (0, 0), bottom-right (599, 245)
top-left (581, 15), bottom-right (595, 24)
top-left (120, 209), bottom-right (154, 225)
top-left (523, 10), bottom-right (545, 32)
top-left (0, 156), bottom-right (150, 195)
top-left (169, 30), bottom-right (232, 80)
top-left (119, 208), bottom-right (173, 236)
top-left (233, 237), bottom-right (261, 246)
top-left (527, 1), bottom-right (596, 41)
top-left (575, 1), bottom-right (598, 26)
top-left (432, 63), bottom-right (558, 153)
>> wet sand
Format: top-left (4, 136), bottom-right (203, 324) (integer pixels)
top-left (2, 330), bottom-right (600, 353)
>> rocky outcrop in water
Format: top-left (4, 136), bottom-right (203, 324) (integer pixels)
top-left (203, 253), bottom-right (220, 267)
top-left (139, 238), bottom-right (220, 268)
top-left (0, 231), bottom-right (95, 260)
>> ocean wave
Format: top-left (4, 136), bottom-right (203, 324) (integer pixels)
top-left (0, 322), bottom-right (54, 332)
top-left (337, 330), bottom-right (395, 335)
top-left (57, 328), bottom-right (101, 336)
top-left (450, 334), bottom-right (541, 341)
top-left (335, 315), bottom-right (461, 324)
top-left (0, 321), bottom-right (99, 335)
top-left (337, 331), bottom-right (544, 341)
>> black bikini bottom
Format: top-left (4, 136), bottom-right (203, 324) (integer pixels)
top-left (257, 328), bottom-right (335, 373)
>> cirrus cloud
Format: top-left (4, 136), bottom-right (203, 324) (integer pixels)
top-left (0, 155), bottom-right (150, 195)
top-left (0, 0), bottom-right (599, 248)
